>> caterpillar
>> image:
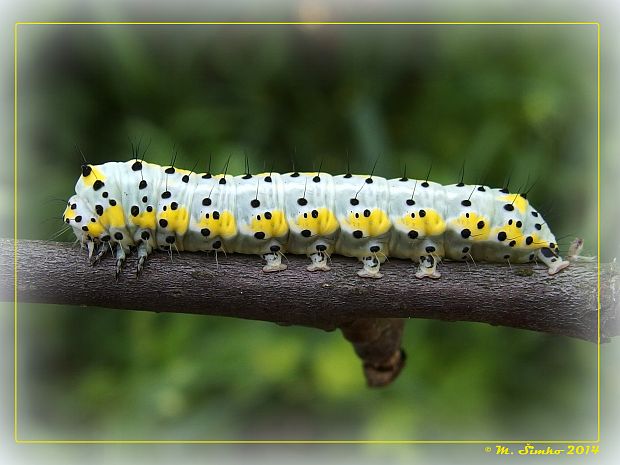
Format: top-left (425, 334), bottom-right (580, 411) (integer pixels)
top-left (62, 158), bottom-right (570, 279)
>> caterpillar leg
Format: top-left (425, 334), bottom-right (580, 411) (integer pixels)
top-left (86, 240), bottom-right (96, 260)
top-left (307, 252), bottom-right (331, 272)
top-left (415, 255), bottom-right (441, 279)
top-left (115, 243), bottom-right (127, 279)
top-left (262, 252), bottom-right (287, 273)
top-left (537, 247), bottom-right (569, 275)
top-left (90, 241), bottom-right (109, 265)
top-left (136, 241), bottom-right (150, 276)
top-left (307, 243), bottom-right (331, 272)
top-left (357, 256), bottom-right (383, 279)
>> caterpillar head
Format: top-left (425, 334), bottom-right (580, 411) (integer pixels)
top-left (63, 195), bottom-right (105, 243)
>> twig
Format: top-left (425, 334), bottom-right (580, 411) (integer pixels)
top-left (1, 239), bottom-right (616, 343)
top-left (3, 238), bottom-right (616, 387)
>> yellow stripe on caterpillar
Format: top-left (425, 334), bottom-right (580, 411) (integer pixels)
top-left (345, 208), bottom-right (391, 237)
top-left (398, 208), bottom-right (446, 238)
top-left (249, 209), bottom-right (288, 239)
top-left (197, 210), bottom-right (237, 239)
top-left (295, 208), bottom-right (339, 236)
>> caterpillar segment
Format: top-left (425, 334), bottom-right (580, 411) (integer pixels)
top-left (63, 159), bottom-right (569, 278)
top-left (331, 173), bottom-right (391, 278)
top-left (233, 172), bottom-right (289, 272)
top-left (281, 171), bottom-right (338, 272)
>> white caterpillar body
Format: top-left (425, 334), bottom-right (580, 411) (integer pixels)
top-left (63, 159), bottom-right (569, 278)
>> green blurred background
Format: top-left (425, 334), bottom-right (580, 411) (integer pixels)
top-left (15, 24), bottom-right (599, 441)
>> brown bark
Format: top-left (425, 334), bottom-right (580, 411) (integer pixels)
top-left (3, 238), bottom-right (616, 386)
top-left (0, 239), bottom-right (617, 342)
top-left (340, 319), bottom-right (406, 387)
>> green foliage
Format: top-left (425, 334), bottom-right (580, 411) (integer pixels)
top-left (17, 25), bottom-right (598, 441)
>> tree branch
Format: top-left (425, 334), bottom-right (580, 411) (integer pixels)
top-left (340, 319), bottom-right (406, 387)
top-left (1, 239), bottom-right (617, 343)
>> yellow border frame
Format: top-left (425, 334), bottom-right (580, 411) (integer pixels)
top-left (13, 21), bottom-right (601, 445)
